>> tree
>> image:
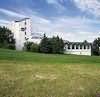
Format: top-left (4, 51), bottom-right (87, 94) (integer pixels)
top-left (39, 35), bottom-right (64, 54)
top-left (30, 43), bottom-right (39, 52)
top-left (0, 26), bottom-right (15, 49)
top-left (50, 36), bottom-right (64, 54)
top-left (24, 42), bottom-right (39, 52)
top-left (39, 34), bottom-right (51, 53)
top-left (24, 42), bottom-right (33, 51)
top-left (92, 37), bottom-right (100, 55)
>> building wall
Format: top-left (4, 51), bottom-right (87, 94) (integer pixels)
top-left (28, 38), bottom-right (41, 44)
top-left (9, 18), bottom-right (32, 50)
top-left (8, 18), bottom-right (43, 50)
top-left (64, 49), bottom-right (91, 56)
top-left (64, 44), bottom-right (92, 56)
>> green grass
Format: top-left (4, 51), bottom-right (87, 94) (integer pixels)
top-left (0, 48), bottom-right (100, 65)
top-left (0, 48), bottom-right (100, 97)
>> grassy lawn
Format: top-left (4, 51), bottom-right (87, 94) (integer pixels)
top-left (0, 48), bottom-right (100, 97)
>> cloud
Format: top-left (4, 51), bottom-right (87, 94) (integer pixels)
top-left (74, 0), bottom-right (100, 17)
top-left (27, 14), bottom-right (100, 42)
top-left (0, 19), bottom-right (10, 26)
top-left (0, 7), bottom-right (99, 42)
top-left (46, 31), bottom-right (99, 42)
top-left (45, 0), bottom-right (65, 12)
top-left (0, 19), bottom-right (10, 24)
top-left (0, 8), bottom-right (26, 18)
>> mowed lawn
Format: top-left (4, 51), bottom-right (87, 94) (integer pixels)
top-left (0, 49), bottom-right (100, 97)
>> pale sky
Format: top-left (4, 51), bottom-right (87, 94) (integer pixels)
top-left (0, 0), bottom-right (100, 42)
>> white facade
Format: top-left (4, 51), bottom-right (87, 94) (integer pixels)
top-left (8, 18), bottom-right (32, 50)
top-left (8, 18), bottom-right (42, 50)
top-left (64, 42), bottom-right (92, 56)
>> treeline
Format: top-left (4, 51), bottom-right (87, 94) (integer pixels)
top-left (0, 26), bottom-right (100, 55)
top-left (24, 34), bottom-right (64, 54)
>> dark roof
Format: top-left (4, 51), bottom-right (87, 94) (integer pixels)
top-left (15, 18), bottom-right (30, 22)
top-left (65, 41), bottom-right (92, 45)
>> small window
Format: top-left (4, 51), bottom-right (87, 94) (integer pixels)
top-left (80, 45), bottom-right (82, 49)
top-left (25, 27), bottom-right (26, 30)
top-left (25, 22), bottom-right (26, 25)
top-left (25, 37), bottom-right (27, 40)
top-left (72, 45), bottom-right (74, 49)
top-left (87, 45), bottom-right (90, 49)
top-left (76, 45), bottom-right (78, 49)
top-left (68, 45), bottom-right (70, 49)
top-left (84, 45), bottom-right (86, 49)
top-left (21, 28), bottom-right (25, 31)
top-left (25, 32), bottom-right (26, 35)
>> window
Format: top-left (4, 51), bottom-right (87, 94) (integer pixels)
top-left (68, 45), bottom-right (70, 49)
top-left (84, 45), bottom-right (86, 49)
top-left (25, 22), bottom-right (26, 25)
top-left (87, 45), bottom-right (90, 49)
top-left (72, 45), bottom-right (74, 49)
top-left (25, 27), bottom-right (26, 30)
top-left (76, 45), bottom-right (78, 49)
top-left (21, 28), bottom-right (25, 31)
top-left (80, 45), bottom-right (82, 49)
top-left (25, 37), bottom-right (28, 40)
top-left (25, 32), bottom-right (26, 35)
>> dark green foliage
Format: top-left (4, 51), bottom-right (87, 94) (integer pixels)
top-left (0, 26), bottom-right (15, 49)
top-left (93, 37), bottom-right (100, 55)
top-left (24, 42), bottom-right (33, 51)
top-left (50, 36), bottom-right (64, 54)
top-left (39, 34), bottom-right (64, 54)
top-left (24, 42), bottom-right (39, 52)
top-left (39, 34), bottom-right (52, 53)
top-left (30, 43), bottom-right (39, 52)
top-left (7, 44), bottom-right (16, 50)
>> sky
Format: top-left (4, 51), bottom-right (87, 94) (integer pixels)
top-left (0, 0), bottom-right (100, 42)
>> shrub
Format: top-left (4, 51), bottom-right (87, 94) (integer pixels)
top-left (24, 42), bottom-right (33, 51)
top-left (7, 44), bottom-right (15, 50)
top-left (24, 42), bottom-right (39, 52)
top-left (30, 43), bottom-right (39, 52)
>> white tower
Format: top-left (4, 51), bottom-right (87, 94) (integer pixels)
top-left (9, 18), bottom-right (32, 50)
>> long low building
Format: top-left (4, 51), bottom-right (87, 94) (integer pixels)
top-left (64, 41), bottom-right (92, 56)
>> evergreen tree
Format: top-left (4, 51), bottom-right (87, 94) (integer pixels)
top-left (39, 34), bottom-right (51, 53)
top-left (92, 37), bottom-right (100, 55)
top-left (50, 36), bottom-right (64, 54)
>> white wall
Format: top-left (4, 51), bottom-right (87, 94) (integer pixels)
top-left (8, 18), bottom-right (32, 50)
top-left (28, 38), bottom-right (41, 44)
top-left (64, 44), bottom-right (92, 56)
top-left (64, 49), bottom-right (91, 56)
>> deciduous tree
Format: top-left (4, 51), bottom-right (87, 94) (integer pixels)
top-left (0, 26), bottom-right (15, 49)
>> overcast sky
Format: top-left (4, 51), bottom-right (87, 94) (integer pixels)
top-left (0, 0), bottom-right (100, 42)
